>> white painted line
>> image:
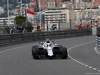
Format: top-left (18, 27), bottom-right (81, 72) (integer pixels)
top-left (68, 41), bottom-right (95, 52)
top-left (78, 61), bottom-right (82, 64)
top-left (86, 73), bottom-right (100, 74)
top-left (94, 47), bottom-right (100, 55)
top-left (98, 70), bottom-right (100, 72)
top-left (85, 65), bottom-right (88, 67)
top-left (81, 63), bottom-right (85, 66)
top-left (93, 68), bottom-right (97, 70)
top-left (68, 41), bottom-right (100, 72)
top-left (88, 66), bottom-right (92, 69)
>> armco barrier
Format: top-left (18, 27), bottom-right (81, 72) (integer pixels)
top-left (96, 35), bottom-right (100, 51)
top-left (96, 28), bottom-right (100, 51)
top-left (97, 28), bottom-right (100, 34)
top-left (0, 29), bottom-right (92, 46)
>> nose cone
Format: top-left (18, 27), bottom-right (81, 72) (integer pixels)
top-left (47, 47), bottom-right (53, 56)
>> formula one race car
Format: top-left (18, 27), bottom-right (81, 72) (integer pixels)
top-left (32, 39), bottom-right (68, 59)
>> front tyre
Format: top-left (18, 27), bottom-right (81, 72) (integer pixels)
top-left (61, 47), bottom-right (68, 59)
top-left (32, 46), bottom-right (40, 59)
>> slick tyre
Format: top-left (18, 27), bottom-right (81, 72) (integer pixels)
top-left (61, 47), bottom-right (68, 59)
top-left (32, 46), bottom-right (39, 59)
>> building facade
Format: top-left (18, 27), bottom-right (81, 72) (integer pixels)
top-left (29, 0), bottom-right (39, 12)
top-left (0, 7), bottom-right (5, 15)
top-left (92, 0), bottom-right (100, 8)
top-left (29, 0), bottom-right (63, 13)
top-left (44, 8), bottom-right (74, 30)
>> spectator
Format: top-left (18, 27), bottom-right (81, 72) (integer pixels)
top-left (13, 27), bottom-right (16, 33)
top-left (50, 25), bottom-right (54, 31)
top-left (22, 28), bottom-right (26, 33)
top-left (16, 29), bottom-right (19, 33)
top-left (10, 28), bottom-right (13, 34)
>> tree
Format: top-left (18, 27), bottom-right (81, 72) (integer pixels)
top-left (0, 12), bottom-right (7, 18)
top-left (22, 21), bottom-right (33, 32)
top-left (0, 27), bottom-right (3, 30)
top-left (15, 15), bottom-right (33, 32)
top-left (5, 26), bottom-right (10, 34)
top-left (14, 15), bottom-right (26, 28)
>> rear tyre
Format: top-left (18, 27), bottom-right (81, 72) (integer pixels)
top-left (32, 46), bottom-right (40, 59)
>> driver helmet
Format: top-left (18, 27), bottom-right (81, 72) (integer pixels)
top-left (46, 38), bottom-right (51, 43)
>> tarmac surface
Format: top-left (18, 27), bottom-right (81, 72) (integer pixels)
top-left (0, 36), bottom-right (100, 75)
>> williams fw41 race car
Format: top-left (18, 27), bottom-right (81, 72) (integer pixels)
top-left (32, 39), bottom-right (68, 59)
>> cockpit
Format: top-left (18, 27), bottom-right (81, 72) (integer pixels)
top-left (46, 40), bottom-right (51, 43)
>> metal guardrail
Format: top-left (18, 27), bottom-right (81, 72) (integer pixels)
top-left (0, 29), bottom-right (92, 46)
top-left (97, 28), bottom-right (100, 34)
top-left (96, 35), bottom-right (100, 51)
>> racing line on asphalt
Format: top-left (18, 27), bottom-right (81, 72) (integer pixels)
top-left (0, 39), bottom-right (100, 74)
top-left (0, 44), bottom-right (34, 54)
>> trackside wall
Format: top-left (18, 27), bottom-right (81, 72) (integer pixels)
top-left (0, 29), bottom-right (92, 46)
